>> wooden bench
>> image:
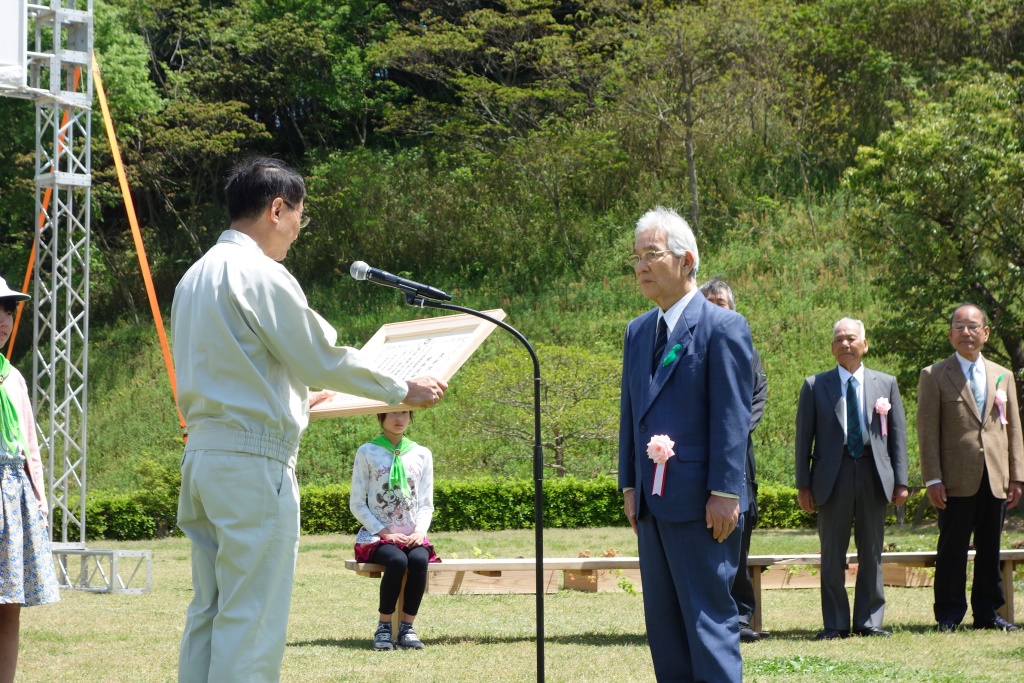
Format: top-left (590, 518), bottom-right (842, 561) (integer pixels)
top-left (748, 550), bottom-right (1024, 631)
top-left (346, 549), bottom-right (1024, 634)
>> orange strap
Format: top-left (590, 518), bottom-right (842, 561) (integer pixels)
top-left (92, 53), bottom-right (187, 439)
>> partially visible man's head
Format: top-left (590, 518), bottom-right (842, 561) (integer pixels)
top-left (948, 303), bottom-right (989, 361)
top-left (700, 278), bottom-right (735, 311)
top-left (225, 157), bottom-right (306, 222)
top-left (831, 317), bottom-right (868, 372)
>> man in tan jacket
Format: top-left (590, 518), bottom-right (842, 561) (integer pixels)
top-left (918, 303), bottom-right (1024, 632)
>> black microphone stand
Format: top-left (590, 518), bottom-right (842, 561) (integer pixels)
top-left (404, 291), bottom-right (545, 683)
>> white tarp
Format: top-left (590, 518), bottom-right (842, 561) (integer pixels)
top-left (0, 0), bottom-right (27, 90)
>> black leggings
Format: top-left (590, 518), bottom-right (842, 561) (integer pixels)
top-left (371, 543), bottom-right (430, 616)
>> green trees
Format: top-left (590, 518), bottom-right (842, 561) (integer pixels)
top-left (845, 64), bottom-right (1024, 395)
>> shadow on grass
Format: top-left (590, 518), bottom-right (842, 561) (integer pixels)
top-left (756, 621), bottom-right (974, 639)
top-left (290, 631), bottom-right (648, 650)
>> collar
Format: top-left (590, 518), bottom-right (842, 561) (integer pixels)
top-left (955, 352), bottom-right (985, 377)
top-left (658, 288), bottom-right (698, 334)
top-left (218, 229), bottom-right (264, 253)
top-left (837, 363), bottom-right (865, 388)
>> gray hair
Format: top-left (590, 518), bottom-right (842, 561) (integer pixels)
top-left (699, 277), bottom-right (735, 311)
top-left (832, 317), bottom-right (866, 339)
top-left (635, 206), bottom-right (699, 280)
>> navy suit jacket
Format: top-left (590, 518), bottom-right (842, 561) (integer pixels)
top-left (618, 291), bottom-right (755, 522)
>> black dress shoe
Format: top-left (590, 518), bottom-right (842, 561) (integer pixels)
top-left (853, 626), bottom-right (891, 637)
top-left (936, 620), bottom-right (959, 632)
top-left (739, 626), bottom-right (761, 643)
top-left (815, 628), bottom-right (849, 640)
top-left (973, 616), bottom-right (1020, 632)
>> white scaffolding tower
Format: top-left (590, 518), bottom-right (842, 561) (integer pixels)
top-left (1, 0), bottom-right (93, 546)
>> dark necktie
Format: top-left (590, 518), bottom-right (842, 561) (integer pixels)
top-left (652, 317), bottom-right (668, 377)
top-left (846, 377), bottom-right (863, 459)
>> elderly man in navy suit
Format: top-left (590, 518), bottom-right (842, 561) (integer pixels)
top-left (619, 207), bottom-right (754, 683)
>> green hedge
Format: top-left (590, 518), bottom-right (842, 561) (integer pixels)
top-left (59, 477), bottom-right (948, 541)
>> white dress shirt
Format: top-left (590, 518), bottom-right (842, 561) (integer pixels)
top-left (171, 230), bottom-right (408, 467)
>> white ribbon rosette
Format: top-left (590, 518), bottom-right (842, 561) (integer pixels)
top-left (874, 397), bottom-right (892, 436)
top-left (647, 434), bottom-right (675, 497)
top-left (995, 389), bottom-right (1009, 425)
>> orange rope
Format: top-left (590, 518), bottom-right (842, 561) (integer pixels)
top-left (92, 52), bottom-right (187, 439)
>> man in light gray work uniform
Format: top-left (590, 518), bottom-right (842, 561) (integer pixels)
top-left (171, 156), bottom-right (446, 682)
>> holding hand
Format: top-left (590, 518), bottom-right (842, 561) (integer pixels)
top-left (404, 376), bottom-right (448, 409)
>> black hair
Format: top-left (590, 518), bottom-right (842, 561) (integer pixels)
top-left (0, 299), bottom-right (20, 315)
top-left (225, 156), bottom-right (306, 222)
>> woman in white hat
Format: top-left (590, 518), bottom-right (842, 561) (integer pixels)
top-left (0, 276), bottom-right (59, 682)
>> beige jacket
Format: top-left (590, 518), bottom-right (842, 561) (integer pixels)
top-left (917, 355), bottom-right (1024, 498)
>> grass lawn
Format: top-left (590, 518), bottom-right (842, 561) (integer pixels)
top-left (20, 525), bottom-right (1024, 682)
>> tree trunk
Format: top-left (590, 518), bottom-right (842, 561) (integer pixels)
top-left (684, 90), bottom-right (699, 230)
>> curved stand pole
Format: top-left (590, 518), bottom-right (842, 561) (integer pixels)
top-left (405, 293), bottom-right (545, 683)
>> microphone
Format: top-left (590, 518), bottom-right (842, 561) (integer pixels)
top-left (349, 261), bottom-right (452, 301)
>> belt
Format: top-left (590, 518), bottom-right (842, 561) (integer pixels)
top-left (843, 445), bottom-right (873, 459)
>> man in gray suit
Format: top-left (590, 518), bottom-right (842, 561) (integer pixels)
top-left (795, 318), bottom-right (908, 639)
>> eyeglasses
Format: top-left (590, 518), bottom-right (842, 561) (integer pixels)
top-left (283, 201), bottom-right (310, 229)
top-left (951, 323), bottom-right (983, 333)
top-left (626, 249), bottom-right (673, 267)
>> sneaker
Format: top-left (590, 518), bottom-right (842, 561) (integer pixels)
top-left (373, 621), bottom-right (394, 651)
top-left (397, 622), bottom-right (425, 650)
top-left (973, 616), bottom-right (1020, 632)
top-left (936, 620), bottom-right (959, 633)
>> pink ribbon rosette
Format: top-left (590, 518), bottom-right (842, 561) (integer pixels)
top-left (995, 389), bottom-right (1009, 425)
top-left (874, 397), bottom-right (892, 436)
top-left (647, 434), bottom-right (675, 497)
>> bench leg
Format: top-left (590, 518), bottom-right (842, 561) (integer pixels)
top-left (392, 571), bottom-right (408, 636)
top-left (999, 560), bottom-right (1014, 623)
top-left (751, 568), bottom-right (762, 633)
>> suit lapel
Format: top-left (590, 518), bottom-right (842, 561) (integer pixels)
top-left (862, 368), bottom-right (875, 436)
top-left (941, 357), bottom-right (981, 424)
top-left (984, 361), bottom-right (1001, 424)
top-left (827, 368), bottom-right (844, 430)
top-left (640, 294), bottom-right (703, 417)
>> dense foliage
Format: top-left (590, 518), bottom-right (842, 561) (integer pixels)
top-left (2, 0), bottom-right (1024, 502)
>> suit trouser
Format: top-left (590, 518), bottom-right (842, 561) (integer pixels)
top-left (638, 513), bottom-right (742, 683)
top-left (177, 449), bottom-right (300, 683)
top-left (817, 454), bottom-right (887, 631)
top-left (731, 506), bottom-right (757, 628)
top-left (934, 479), bottom-right (1006, 624)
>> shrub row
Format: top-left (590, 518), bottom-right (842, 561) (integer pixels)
top-left (56, 477), bottom-right (942, 542)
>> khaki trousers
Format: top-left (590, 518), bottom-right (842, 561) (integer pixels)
top-left (177, 449), bottom-right (300, 683)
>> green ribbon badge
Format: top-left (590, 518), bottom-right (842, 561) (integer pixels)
top-left (370, 435), bottom-right (414, 497)
top-left (661, 343), bottom-right (682, 367)
top-left (996, 373), bottom-right (1004, 390)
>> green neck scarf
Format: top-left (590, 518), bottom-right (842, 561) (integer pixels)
top-left (371, 434), bottom-right (416, 497)
top-left (0, 355), bottom-right (28, 457)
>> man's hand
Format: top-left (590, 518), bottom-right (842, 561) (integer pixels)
top-left (308, 389), bottom-right (334, 408)
top-left (705, 494), bottom-right (739, 542)
top-left (927, 482), bottom-right (947, 510)
top-left (891, 485), bottom-right (910, 507)
top-left (797, 487), bottom-right (816, 514)
top-left (623, 489), bottom-right (638, 535)
top-left (1007, 481), bottom-right (1023, 510)
top-left (404, 376), bottom-right (448, 409)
